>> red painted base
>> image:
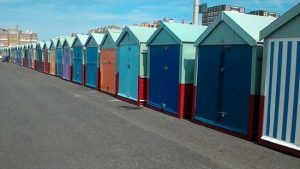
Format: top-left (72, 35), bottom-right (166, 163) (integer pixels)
top-left (138, 76), bottom-right (148, 105)
top-left (178, 84), bottom-right (193, 119)
top-left (257, 95), bottom-right (300, 157)
top-left (258, 137), bottom-right (300, 157)
top-left (192, 95), bottom-right (260, 141)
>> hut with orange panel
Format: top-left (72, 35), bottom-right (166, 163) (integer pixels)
top-left (99, 30), bottom-right (122, 95)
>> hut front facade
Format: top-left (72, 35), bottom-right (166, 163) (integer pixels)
top-left (259, 3), bottom-right (300, 157)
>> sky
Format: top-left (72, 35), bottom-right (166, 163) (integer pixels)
top-left (0, 0), bottom-right (299, 40)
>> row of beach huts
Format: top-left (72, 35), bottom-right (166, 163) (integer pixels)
top-left (1, 3), bottom-right (300, 157)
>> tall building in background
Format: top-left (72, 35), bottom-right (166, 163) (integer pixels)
top-left (0, 27), bottom-right (38, 47)
top-left (202, 4), bottom-right (245, 26)
top-left (248, 10), bottom-right (280, 18)
top-left (88, 25), bottom-right (121, 34)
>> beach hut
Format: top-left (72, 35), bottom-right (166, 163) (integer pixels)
top-left (23, 44), bottom-right (29, 67)
top-left (36, 42), bottom-right (44, 72)
top-left (100, 30), bottom-right (122, 95)
top-left (115, 26), bottom-right (156, 105)
top-left (84, 33), bottom-right (105, 89)
top-left (27, 44), bottom-right (32, 68)
top-left (62, 37), bottom-right (75, 81)
top-left (56, 37), bottom-right (65, 77)
top-left (49, 38), bottom-right (58, 75)
top-left (259, 3), bottom-right (300, 156)
top-left (146, 22), bottom-right (207, 119)
top-left (43, 41), bottom-right (51, 74)
top-left (72, 34), bottom-right (89, 84)
top-left (193, 12), bottom-right (276, 140)
top-left (31, 43), bottom-right (37, 69)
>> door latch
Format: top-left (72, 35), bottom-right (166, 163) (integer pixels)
top-left (216, 112), bottom-right (226, 117)
top-left (163, 65), bottom-right (168, 71)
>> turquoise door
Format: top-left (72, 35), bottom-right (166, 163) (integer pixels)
top-left (73, 47), bottom-right (83, 83)
top-left (118, 45), bottom-right (139, 101)
top-left (56, 48), bottom-right (62, 76)
top-left (86, 47), bottom-right (98, 88)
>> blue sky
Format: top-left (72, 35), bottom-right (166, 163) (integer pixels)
top-left (0, 0), bottom-right (298, 40)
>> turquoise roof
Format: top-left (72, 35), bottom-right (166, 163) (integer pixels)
top-left (57, 37), bottom-right (66, 48)
top-left (195, 11), bottom-right (276, 46)
top-left (116, 26), bottom-right (156, 45)
top-left (43, 41), bottom-right (51, 49)
top-left (50, 38), bottom-right (58, 49)
top-left (260, 3), bottom-right (300, 40)
top-left (38, 42), bottom-right (45, 49)
top-left (32, 43), bottom-right (37, 49)
top-left (100, 30), bottom-right (122, 47)
top-left (63, 37), bottom-right (75, 48)
top-left (72, 34), bottom-right (89, 47)
top-left (147, 22), bottom-right (207, 45)
top-left (85, 33), bottom-right (105, 46)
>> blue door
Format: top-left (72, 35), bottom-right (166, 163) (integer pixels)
top-left (86, 47), bottom-right (98, 88)
top-left (73, 47), bottom-right (83, 83)
top-left (149, 45), bottom-right (180, 114)
top-left (118, 45), bottom-right (139, 101)
top-left (56, 48), bottom-right (62, 76)
top-left (195, 45), bottom-right (252, 134)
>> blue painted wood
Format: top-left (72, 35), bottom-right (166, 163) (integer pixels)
top-left (86, 47), bottom-right (98, 88)
top-left (73, 47), bottom-right (83, 83)
top-left (118, 45), bottom-right (139, 101)
top-left (195, 45), bottom-right (252, 135)
top-left (149, 45), bottom-right (180, 114)
top-left (28, 48), bottom-right (31, 68)
top-left (37, 48), bottom-right (43, 72)
top-left (56, 48), bottom-right (63, 76)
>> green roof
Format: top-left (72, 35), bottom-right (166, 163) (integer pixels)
top-left (85, 33), bottom-right (105, 46)
top-left (260, 3), bottom-right (300, 40)
top-left (147, 22), bottom-right (207, 45)
top-left (63, 37), bottom-right (75, 48)
top-left (116, 26), bottom-right (156, 45)
top-left (73, 34), bottom-right (89, 47)
top-left (195, 11), bottom-right (277, 46)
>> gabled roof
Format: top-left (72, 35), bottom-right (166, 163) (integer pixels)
top-left (84, 33), bottom-right (105, 46)
top-left (195, 11), bottom-right (276, 46)
top-left (38, 41), bottom-right (45, 49)
top-left (260, 3), bottom-right (300, 40)
top-left (56, 37), bottom-right (66, 48)
top-left (116, 26), bottom-right (156, 45)
top-left (72, 34), bottom-right (89, 47)
top-left (31, 43), bottom-right (37, 49)
top-left (50, 38), bottom-right (59, 49)
top-left (147, 22), bottom-right (207, 45)
top-left (100, 30), bottom-right (122, 47)
top-left (43, 41), bottom-right (51, 49)
top-left (63, 37), bottom-right (75, 48)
